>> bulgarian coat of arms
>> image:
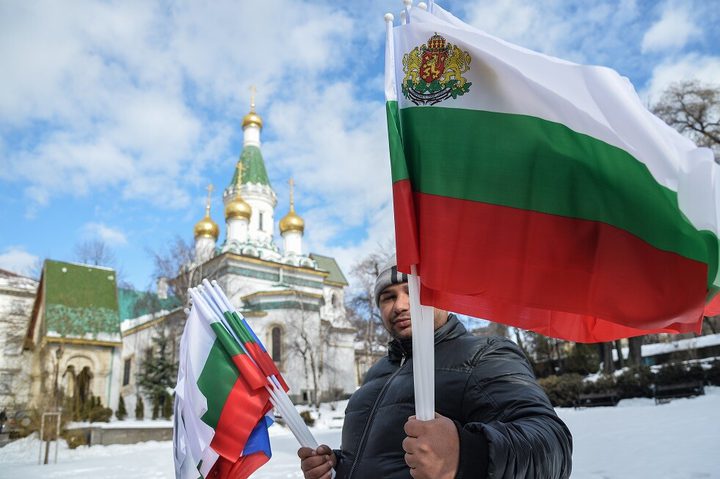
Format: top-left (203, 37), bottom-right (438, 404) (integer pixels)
top-left (402, 33), bottom-right (472, 105)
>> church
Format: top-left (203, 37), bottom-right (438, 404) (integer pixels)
top-left (0, 98), bottom-right (358, 420)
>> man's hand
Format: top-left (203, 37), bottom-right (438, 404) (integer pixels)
top-left (297, 444), bottom-right (336, 479)
top-left (403, 413), bottom-right (460, 479)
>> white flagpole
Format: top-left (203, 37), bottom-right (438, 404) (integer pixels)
top-left (408, 265), bottom-right (435, 420)
top-left (386, 5), bottom-right (434, 422)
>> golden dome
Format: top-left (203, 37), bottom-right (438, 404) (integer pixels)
top-left (279, 210), bottom-right (305, 234)
top-left (279, 177), bottom-right (304, 234)
top-left (194, 184), bottom-right (219, 239)
top-left (225, 194), bottom-right (252, 220)
top-left (194, 215), bottom-right (219, 239)
top-left (242, 111), bottom-right (263, 129)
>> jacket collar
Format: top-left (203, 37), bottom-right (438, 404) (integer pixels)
top-left (387, 314), bottom-right (466, 362)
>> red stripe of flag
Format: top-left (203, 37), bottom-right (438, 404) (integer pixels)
top-left (398, 184), bottom-right (708, 342)
top-left (209, 376), bottom-right (271, 462)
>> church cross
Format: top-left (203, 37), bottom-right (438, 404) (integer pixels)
top-left (205, 184), bottom-right (214, 215)
top-left (250, 85), bottom-right (257, 112)
top-left (288, 178), bottom-right (295, 211)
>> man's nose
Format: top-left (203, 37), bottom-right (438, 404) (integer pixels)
top-left (394, 291), bottom-right (410, 312)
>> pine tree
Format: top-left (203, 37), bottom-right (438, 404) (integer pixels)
top-left (135, 395), bottom-right (145, 421)
top-left (116, 395), bottom-right (128, 421)
top-left (162, 391), bottom-right (173, 420)
top-left (137, 327), bottom-right (178, 421)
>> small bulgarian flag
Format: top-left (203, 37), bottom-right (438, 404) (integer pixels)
top-left (224, 310), bottom-right (290, 393)
top-left (385, 4), bottom-right (720, 342)
top-left (174, 296), bottom-right (272, 478)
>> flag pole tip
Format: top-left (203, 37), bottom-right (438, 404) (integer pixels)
top-left (403, 0), bottom-right (412, 6)
top-left (418, 2), bottom-right (427, 10)
top-left (384, 12), bottom-right (394, 22)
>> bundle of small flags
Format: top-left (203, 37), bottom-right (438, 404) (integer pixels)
top-left (173, 279), bottom-right (318, 478)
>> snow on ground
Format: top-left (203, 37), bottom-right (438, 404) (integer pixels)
top-left (1, 390), bottom-right (719, 478)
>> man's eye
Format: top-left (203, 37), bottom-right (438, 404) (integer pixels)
top-left (380, 295), bottom-right (395, 302)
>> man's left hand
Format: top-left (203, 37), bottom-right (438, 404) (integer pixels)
top-left (402, 413), bottom-right (459, 479)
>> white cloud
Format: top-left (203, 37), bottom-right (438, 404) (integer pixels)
top-left (0, 246), bottom-right (40, 277)
top-left (643, 53), bottom-right (720, 102)
top-left (82, 223), bottom-right (128, 246)
top-left (0, 0), bottom-right (361, 213)
top-left (461, 0), bottom-right (640, 64)
top-left (641, 4), bottom-right (699, 53)
top-left (263, 81), bottom-right (391, 261)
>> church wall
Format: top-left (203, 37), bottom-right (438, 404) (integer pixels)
top-left (120, 316), bottom-right (170, 419)
top-left (0, 276), bottom-right (37, 413)
top-left (25, 340), bottom-right (118, 414)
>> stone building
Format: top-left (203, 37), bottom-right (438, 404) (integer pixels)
top-left (23, 260), bottom-right (123, 414)
top-left (0, 269), bottom-right (38, 412)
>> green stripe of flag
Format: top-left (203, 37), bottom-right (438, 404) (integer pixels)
top-left (196, 339), bottom-right (238, 429)
top-left (390, 102), bottom-right (719, 288)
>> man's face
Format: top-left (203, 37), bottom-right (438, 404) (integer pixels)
top-left (378, 282), bottom-right (448, 340)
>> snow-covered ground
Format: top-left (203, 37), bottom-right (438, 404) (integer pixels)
top-left (1, 388), bottom-right (719, 478)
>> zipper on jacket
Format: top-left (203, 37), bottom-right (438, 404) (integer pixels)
top-left (347, 353), bottom-right (408, 479)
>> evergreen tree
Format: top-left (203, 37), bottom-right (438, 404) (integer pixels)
top-left (116, 395), bottom-right (128, 421)
top-left (137, 327), bottom-right (178, 421)
top-left (152, 397), bottom-right (160, 420)
top-left (135, 395), bottom-right (145, 420)
top-left (162, 391), bottom-right (173, 420)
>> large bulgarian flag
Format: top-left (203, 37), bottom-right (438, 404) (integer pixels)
top-left (174, 305), bottom-right (273, 478)
top-left (386, 4), bottom-right (720, 343)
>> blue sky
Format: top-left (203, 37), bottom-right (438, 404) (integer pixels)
top-left (1, 0), bottom-right (719, 292)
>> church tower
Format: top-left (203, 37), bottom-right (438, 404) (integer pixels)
top-left (221, 89), bottom-right (280, 261)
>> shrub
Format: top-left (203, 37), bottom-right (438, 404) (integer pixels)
top-left (564, 344), bottom-right (600, 376)
top-left (686, 363), bottom-right (705, 383)
top-left (655, 362), bottom-right (690, 385)
top-left (615, 366), bottom-right (654, 398)
top-left (582, 374), bottom-right (617, 395)
top-left (162, 392), bottom-right (173, 420)
top-left (707, 360), bottom-right (720, 386)
top-left (135, 396), bottom-right (145, 421)
top-left (538, 374), bottom-right (583, 407)
top-left (115, 395), bottom-right (128, 421)
top-left (299, 410), bottom-right (315, 427)
top-left (63, 429), bottom-right (88, 449)
top-left (88, 397), bottom-right (112, 423)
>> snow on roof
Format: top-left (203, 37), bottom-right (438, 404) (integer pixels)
top-left (0, 268), bottom-right (38, 292)
top-left (120, 309), bottom-right (177, 333)
top-left (613, 333), bottom-right (720, 360)
top-left (641, 333), bottom-right (720, 356)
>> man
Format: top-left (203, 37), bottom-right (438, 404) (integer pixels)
top-left (298, 256), bottom-right (572, 478)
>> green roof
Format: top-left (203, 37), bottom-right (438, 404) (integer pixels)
top-left (230, 145), bottom-right (270, 187)
top-left (310, 254), bottom-right (349, 286)
top-left (118, 288), bottom-right (181, 321)
top-left (43, 260), bottom-right (120, 338)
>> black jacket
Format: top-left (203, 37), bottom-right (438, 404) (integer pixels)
top-left (334, 315), bottom-right (572, 478)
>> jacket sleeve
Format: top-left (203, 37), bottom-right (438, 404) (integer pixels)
top-left (455, 338), bottom-right (572, 479)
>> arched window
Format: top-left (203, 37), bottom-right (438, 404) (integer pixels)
top-left (331, 293), bottom-right (339, 308)
top-left (271, 326), bottom-right (282, 362)
top-left (259, 211), bottom-right (265, 231)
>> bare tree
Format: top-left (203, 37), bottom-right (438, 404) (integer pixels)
top-left (652, 80), bottom-right (720, 160)
top-left (74, 238), bottom-right (116, 268)
top-left (148, 236), bottom-right (215, 305)
top-left (284, 290), bottom-right (332, 409)
top-left (348, 245), bottom-right (394, 357)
